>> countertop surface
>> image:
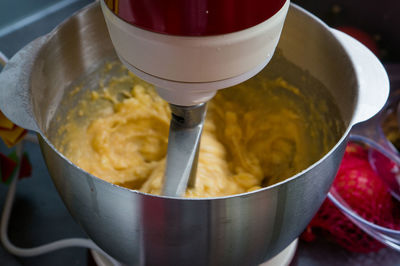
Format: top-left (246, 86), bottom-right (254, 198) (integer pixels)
top-left (0, 0), bottom-right (400, 265)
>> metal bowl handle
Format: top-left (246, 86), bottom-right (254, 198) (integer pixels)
top-left (331, 29), bottom-right (390, 125)
top-left (0, 37), bottom-right (47, 132)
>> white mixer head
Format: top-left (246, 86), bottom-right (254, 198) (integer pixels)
top-left (101, 0), bottom-right (290, 106)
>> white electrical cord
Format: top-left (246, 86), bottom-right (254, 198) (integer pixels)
top-left (0, 52), bottom-right (120, 265)
top-left (23, 132), bottom-right (39, 144)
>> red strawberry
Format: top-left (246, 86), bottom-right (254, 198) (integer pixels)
top-left (344, 142), bottom-right (368, 159)
top-left (334, 166), bottom-right (395, 227)
top-left (302, 142), bottom-right (400, 252)
top-left (336, 26), bottom-right (379, 57)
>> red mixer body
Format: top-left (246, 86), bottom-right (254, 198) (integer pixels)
top-left (104, 0), bottom-right (286, 36)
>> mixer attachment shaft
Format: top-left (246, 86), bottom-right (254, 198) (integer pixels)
top-left (162, 103), bottom-right (207, 197)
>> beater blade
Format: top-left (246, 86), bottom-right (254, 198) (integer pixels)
top-left (162, 103), bottom-right (207, 197)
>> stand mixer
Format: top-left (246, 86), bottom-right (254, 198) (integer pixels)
top-left (0, 1), bottom-right (390, 264)
top-left (100, 0), bottom-right (290, 196)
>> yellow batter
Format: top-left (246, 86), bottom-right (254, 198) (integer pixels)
top-left (57, 63), bottom-right (343, 198)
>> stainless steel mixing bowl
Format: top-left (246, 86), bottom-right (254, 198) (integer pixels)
top-left (0, 2), bottom-right (389, 265)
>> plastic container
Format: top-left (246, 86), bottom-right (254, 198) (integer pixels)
top-left (328, 94), bottom-right (400, 251)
